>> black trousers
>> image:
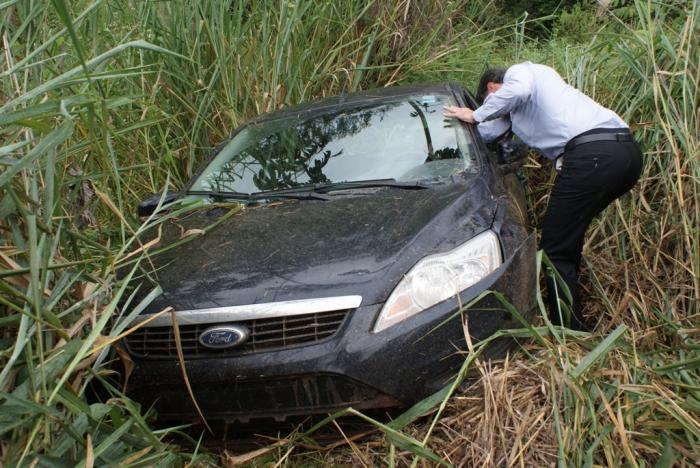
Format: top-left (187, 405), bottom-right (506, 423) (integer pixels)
top-left (541, 128), bottom-right (643, 329)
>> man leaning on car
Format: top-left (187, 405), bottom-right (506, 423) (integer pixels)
top-left (444, 61), bottom-right (643, 330)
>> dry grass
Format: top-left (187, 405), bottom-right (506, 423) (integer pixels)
top-left (2, 0), bottom-right (699, 466)
top-left (266, 318), bottom-right (699, 467)
top-left (252, 345), bottom-right (563, 467)
top-left (433, 356), bottom-right (557, 467)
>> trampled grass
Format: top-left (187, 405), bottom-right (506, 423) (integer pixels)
top-left (1, 0), bottom-right (698, 466)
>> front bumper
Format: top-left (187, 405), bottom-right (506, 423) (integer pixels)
top-left (126, 233), bottom-right (536, 422)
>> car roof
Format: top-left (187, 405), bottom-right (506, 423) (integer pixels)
top-left (246, 82), bottom-right (470, 124)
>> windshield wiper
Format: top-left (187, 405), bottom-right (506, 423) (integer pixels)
top-left (186, 179), bottom-right (428, 202)
top-left (312, 179), bottom-right (430, 193)
top-left (187, 190), bottom-right (251, 199)
top-left (185, 190), bottom-right (331, 201)
top-left (257, 179), bottom-right (430, 196)
top-left (258, 191), bottom-right (331, 201)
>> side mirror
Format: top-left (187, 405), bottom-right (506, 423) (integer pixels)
top-left (138, 192), bottom-right (179, 217)
top-left (497, 139), bottom-right (528, 165)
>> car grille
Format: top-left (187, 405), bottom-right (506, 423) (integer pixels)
top-left (131, 373), bottom-right (401, 422)
top-left (124, 309), bottom-right (350, 359)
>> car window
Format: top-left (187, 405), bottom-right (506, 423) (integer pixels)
top-left (190, 93), bottom-right (475, 194)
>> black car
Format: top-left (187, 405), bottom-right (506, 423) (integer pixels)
top-left (122, 83), bottom-right (537, 423)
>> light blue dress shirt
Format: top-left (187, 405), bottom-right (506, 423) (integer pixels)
top-left (474, 62), bottom-right (627, 159)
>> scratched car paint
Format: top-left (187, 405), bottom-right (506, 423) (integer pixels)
top-left (120, 83), bottom-right (537, 423)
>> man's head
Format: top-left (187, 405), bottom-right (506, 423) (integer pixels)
top-left (477, 68), bottom-right (506, 104)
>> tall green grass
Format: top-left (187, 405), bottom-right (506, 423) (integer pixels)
top-left (0, 0), bottom-right (698, 466)
top-left (0, 0), bottom-right (495, 464)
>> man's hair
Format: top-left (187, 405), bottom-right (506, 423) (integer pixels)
top-left (477, 68), bottom-right (507, 104)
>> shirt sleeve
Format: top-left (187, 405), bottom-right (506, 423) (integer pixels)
top-left (473, 63), bottom-right (535, 122)
top-left (477, 116), bottom-right (511, 142)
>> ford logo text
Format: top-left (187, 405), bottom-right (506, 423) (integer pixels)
top-left (198, 325), bottom-right (249, 349)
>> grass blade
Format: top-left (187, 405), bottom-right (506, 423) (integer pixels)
top-left (570, 324), bottom-right (627, 379)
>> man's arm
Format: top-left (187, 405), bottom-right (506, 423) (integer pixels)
top-left (473, 64), bottom-right (535, 122)
top-left (444, 63), bottom-right (536, 124)
top-left (477, 116), bottom-right (511, 143)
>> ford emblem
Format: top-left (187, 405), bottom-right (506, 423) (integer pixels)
top-left (198, 325), bottom-right (249, 349)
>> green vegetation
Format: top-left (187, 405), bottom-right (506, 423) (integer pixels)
top-left (1, 0), bottom-right (698, 466)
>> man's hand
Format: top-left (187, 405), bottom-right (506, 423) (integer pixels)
top-left (443, 105), bottom-right (476, 124)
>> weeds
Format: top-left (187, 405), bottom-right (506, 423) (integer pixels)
top-left (1, 0), bottom-right (698, 466)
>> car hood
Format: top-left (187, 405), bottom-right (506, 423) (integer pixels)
top-left (138, 177), bottom-right (497, 313)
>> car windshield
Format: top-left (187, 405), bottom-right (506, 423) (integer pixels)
top-left (190, 93), bottom-right (475, 194)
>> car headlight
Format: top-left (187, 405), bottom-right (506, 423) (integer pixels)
top-left (373, 230), bottom-right (502, 333)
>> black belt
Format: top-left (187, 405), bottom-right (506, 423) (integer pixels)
top-left (565, 131), bottom-right (632, 151)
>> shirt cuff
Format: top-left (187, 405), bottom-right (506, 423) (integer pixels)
top-left (472, 107), bottom-right (485, 123)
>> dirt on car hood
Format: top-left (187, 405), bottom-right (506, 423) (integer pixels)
top-left (134, 177), bottom-right (497, 314)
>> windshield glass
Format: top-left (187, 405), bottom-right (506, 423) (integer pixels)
top-left (190, 93), bottom-right (475, 194)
